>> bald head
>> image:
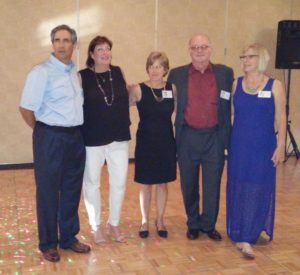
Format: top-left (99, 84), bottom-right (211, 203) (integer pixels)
top-left (189, 33), bottom-right (211, 47)
top-left (189, 33), bottom-right (212, 71)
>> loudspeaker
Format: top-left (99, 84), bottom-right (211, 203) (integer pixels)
top-left (276, 20), bottom-right (300, 69)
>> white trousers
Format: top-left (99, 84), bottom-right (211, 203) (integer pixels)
top-left (83, 141), bottom-right (129, 230)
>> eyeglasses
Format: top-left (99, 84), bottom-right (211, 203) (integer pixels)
top-left (96, 47), bottom-right (111, 53)
top-left (149, 64), bottom-right (164, 70)
top-left (239, 54), bottom-right (258, 60)
top-left (190, 45), bottom-right (211, 51)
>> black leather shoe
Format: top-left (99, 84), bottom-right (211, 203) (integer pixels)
top-left (156, 223), bottom-right (168, 238)
top-left (139, 229), bottom-right (149, 238)
top-left (157, 229), bottom-right (168, 238)
top-left (186, 229), bottom-right (199, 240)
top-left (139, 224), bottom-right (149, 238)
top-left (205, 229), bottom-right (222, 241)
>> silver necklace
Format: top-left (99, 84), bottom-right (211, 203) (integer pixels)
top-left (93, 68), bottom-right (114, 107)
top-left (98, 74), bottom-right (106, 84)
top-left (149, 85), bottom-right (165, 102)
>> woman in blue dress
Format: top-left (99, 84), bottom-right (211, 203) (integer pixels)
top-left (226, 44), bottom-right (286, 259)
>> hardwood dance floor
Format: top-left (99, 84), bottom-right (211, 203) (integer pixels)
top-left (0, 159), bottom-right (300, 274)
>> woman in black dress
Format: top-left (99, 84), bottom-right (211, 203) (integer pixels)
top-left (129, 52), bottom-right (176, 238)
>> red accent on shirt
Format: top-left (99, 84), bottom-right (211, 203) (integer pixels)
top-left (184, 63), bottom-right (218, 129)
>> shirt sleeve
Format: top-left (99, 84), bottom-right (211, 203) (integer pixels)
top-left (20, 65), bottom-right (48, 111)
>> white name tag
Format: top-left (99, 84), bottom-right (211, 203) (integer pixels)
top-left (162, 90), bottom-right (173, 98)
top-left (258, 90), bottom-right (272, 98)
top-left (220, 90), bottom-right (230, 100)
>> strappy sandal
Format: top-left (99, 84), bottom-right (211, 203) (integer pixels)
top-left (93, 227), bottom-right (107, 244)
top-left (107, 223), bottom-right (126, 243)
top-left (236, 242), bottom-right (255, 259)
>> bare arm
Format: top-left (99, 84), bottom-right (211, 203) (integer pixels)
top-left (127, 84), bottom-right (142, 106)
top-left (231, 79), bottom-right (238, 125)
top-left (77, 72), bottom-right (82, 87)
top-left (19, 107), bottom-right (36, 129)
top-left (271, 79), bottom-right (287, 166)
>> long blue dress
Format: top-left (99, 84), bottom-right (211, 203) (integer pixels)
top-left (227, 76), bottom-right (277, 243)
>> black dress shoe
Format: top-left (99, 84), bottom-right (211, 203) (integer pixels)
top-left (186, 229), bottom-right (199, 240)
top-left (139, 229), bottom-right (149, 238)
top-left (205, 229), bottom-right (222, 241)
top-left (69, 241), bottom-right (91, 253)
top-left (42, 248), bottom-right (60, 262)
top-left (139, 224), bottom-right (149, 238)
top-left (157, 229), bottom-right (168, 238)
top-left (156, 223), bottom-right (168, 238)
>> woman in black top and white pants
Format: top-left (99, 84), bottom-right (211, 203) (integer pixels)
top-left (79, 36), bottom-right (130, 244)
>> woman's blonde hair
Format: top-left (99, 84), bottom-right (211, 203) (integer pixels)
top-left (242, 43), bottom-right (270, 72)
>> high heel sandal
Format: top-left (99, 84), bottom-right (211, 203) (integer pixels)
top-left (92, 227), bottom-right (107, 244)
top-left (155, 221), bottom-right (168, 238)
top-left (236, 242), bottom-right (255, 259)
top-left (107, 223), bottom-right (126, 243)
top-left (139, 223), bottom-right (149, 238)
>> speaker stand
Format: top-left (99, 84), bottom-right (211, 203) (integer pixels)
top-left (284, 69), bottom-right (300, 161)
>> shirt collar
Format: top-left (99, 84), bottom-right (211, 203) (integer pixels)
top-left (49, 53), bottom-right (74, 73)
top-left (189, 62), bottom-right (213, 74)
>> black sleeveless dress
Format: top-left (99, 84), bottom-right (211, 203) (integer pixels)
top-left (134, 82), bottom-right (176, 184)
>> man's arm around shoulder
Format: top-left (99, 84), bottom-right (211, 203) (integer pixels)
top-left (215, 64), bottom-right (234, 87)
top-left (167, 65), bottom-right (188, 84)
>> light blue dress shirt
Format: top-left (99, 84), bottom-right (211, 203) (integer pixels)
top-left (20, 54), bottom-right (83, 127)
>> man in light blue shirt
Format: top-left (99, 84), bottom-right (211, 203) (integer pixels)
top-left (19, 24), bottom-right (90, 262)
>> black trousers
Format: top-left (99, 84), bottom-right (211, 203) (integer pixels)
top-left (33, 122), bottom-right (85, 252)
top-left (177, 125), bottom-right (225, 232)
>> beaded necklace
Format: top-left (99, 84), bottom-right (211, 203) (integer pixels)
top-left (93, 68), bottom-right (114, 107)
top-left (244, 75), bottom-right (265, 94)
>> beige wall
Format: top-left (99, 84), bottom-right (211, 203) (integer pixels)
top-left (1, 0), bottom-right (300, 164)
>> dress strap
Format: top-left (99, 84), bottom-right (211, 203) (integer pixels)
top-left (263, 78), bottom-right (274, 91)
top-left (235, 76), bottom-right (244, 94)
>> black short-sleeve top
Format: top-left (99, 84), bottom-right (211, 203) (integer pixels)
top-left (79, 65), bottom-right (131, 146)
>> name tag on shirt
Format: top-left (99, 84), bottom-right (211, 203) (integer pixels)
top-left (258, 90), bottom-right (272, 98)
top-left (162, 90), bottom-right (173, 98)
top-left (220, 90), bottom-right (230, 100)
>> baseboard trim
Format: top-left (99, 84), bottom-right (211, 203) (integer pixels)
top-left (0, 158), bottom-right (135, 170)
top-left (0, 163), bottom-right (34, 170)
